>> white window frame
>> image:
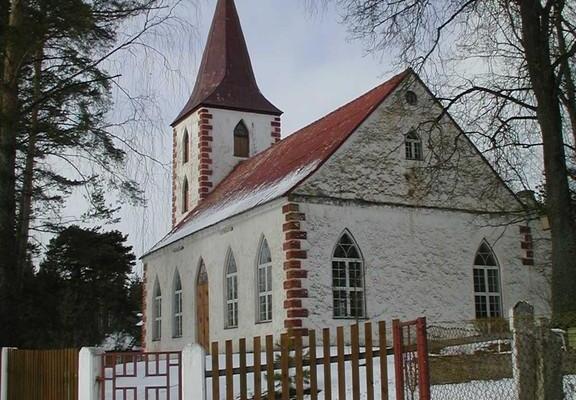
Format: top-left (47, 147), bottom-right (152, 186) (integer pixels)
top-left (405, 130), bottom-right (423, 161)
top-left (257, 239), bottom-right (273, 323)
top-left (152, 279), bottom-right (162, 341)
top-left (332, 232), bottom-right (365, 319)
top-left (173, 271), bottom-right (183, 338)
top-left (225, 251), bottom-right (239, 328)
top-left (473, 241), bottom-right (502, 319)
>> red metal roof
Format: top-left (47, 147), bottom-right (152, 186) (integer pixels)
top-left (172, 0), bottom-right (281, 126)
top-left (145, 70), bottom-right (410, 253)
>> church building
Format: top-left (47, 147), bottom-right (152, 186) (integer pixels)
top-left (141, 0), bottom-right (550, 351)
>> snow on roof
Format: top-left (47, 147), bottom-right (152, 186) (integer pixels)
top-left (144, 70), bottom-right (409, 256)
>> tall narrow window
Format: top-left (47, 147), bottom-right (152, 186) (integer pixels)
top-left (152, 279), bottom-right (162, 341)
top-left (405, 130), bottom-right (423, 160)
top-left (473, 241), bottom-right (502, 318)
top-left (173, 271), bottom-right (183, 338)
top-left (182, 177), bottom-right (189, 213)
top-left (234, 120), bottom-right (249, 157)
top-left (225, 250), bottom-right (239, 328)
top-left (332, 231), bottom-right (365, 318)
top-left (182, 129), bottom-right (189, 164)
top-left (257, 238), bottom-right (273, 322)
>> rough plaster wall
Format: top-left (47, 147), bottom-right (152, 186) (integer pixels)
top-left (143, 199), bottom-right (286, 352)
top-left (173, 112), bottom-right (201, 224)
top-left (209, 108), bottom-right (276, 187)
top-left (294, 77), bottom-right (519, 212)
top-left (300, 201), bottom-right (551, 334)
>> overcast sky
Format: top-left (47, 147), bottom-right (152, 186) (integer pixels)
top-left (60, 0), bottom-right (402, 272)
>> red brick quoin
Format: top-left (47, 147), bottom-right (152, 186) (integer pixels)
top-left (171, 128), bottom-right (178, 227)
top-left (141, 264), bottom-right (148, 350)
top-left (282, 202), bottom-right (309, 337)
top-left (197, 109), bottom-right (214, 201)
top-left (271, 117), bottom-right (281, 144)
top-left (520, 225), bottom-right (534, 266)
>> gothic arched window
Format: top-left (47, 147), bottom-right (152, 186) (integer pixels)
top-left (182, 129), bottom-right (189, 164)
top-left (173, 270), bottom-right (183, 338)
top-left (234, 120), bottom-right (249, 158)
top-left (332, 231), bottom-right (365, 318)
top-left (257, 238), bottom-right (272, 322)
top-left (405, 130), bottom-right (423, 160)
top-left (225, 250), bottom-right (239, 328)
top-left (182, 177), bottom-right (189, 213)
top-left (152, 278), bottom-right (162, 340)
top-left (473, 241), bottom-right (502, 318)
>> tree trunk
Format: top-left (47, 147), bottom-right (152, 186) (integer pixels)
top-left (555, 10), bottom-right (576, 147)
top-left (0, 0), bottom-right (25, 345)
top-left (520, 0), bottom-right (576, 326)
top-left (15, 44), bottom-right (42, 284)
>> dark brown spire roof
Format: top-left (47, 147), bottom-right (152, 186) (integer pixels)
top-left (172, 0), bottom-right (282, 126)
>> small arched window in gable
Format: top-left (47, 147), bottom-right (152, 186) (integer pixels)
top-left (405, 130), bottom-right (423, 161)
top-left (182, 129), bottom-right (189, 164)
top-left (182, 177), bottom-right (189, 214)
top-left (173, 271), bottom-right (183, 338)
top-left (234, 120), bottom-right (250, 158)
top-left (473, 241), bottom-right (502, 319)
top-left (225, 250), bottom-right (239, 328)
top-left (257, 238), bottom-right (272, 322)
top-left (332, 231), bottom-right (365, 319)
top-left (152, 279), bottom-right (162, 341)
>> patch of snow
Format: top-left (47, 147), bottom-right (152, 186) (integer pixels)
top-left (147, 162), bottom-right (320, 254)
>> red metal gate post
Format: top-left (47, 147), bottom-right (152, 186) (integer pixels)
top-left (416, 317), bottom-right (431, 400)
top-left (392, 319), bottom-right (404, 400)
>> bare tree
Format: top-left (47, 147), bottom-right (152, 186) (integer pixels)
top-left (0, 0), bottom-right (191, 345)
top-left (324, 0), bottom-right (576, 325)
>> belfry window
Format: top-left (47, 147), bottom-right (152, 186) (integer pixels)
top-left (173, 271), bottom-right (183, 338)
top-left (182, 177), bottom-right (189, 213)
top-left (332, 231), bottom-right (365, 319)
top-left (225, 250), bottom-right (239, 328)
top-left (182, 129), bottom-right (189, 164)
top-left (234, 120), bottom-right (249, 157)
top-left (473, 241), bottom-right (502, 319)
top-left (257, 238), bottom-right (273, 322)
top-left (405, 130), bottom-right (423, 160)
top-left (152, 279), bottom-right (162, 341)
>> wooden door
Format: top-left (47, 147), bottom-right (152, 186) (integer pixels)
top-left (196, 260), bottom-right (210, 350)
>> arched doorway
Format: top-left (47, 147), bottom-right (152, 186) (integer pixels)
top-left (196, 259), bottom-right (210, 350)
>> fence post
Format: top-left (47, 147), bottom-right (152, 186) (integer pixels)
top-left (415, 318), bottom-right (431, 400)
top-left (78, 347), bottom-right (104, 400)
top-left (392, 319), bottom-right (404, 400)
top-left (182, 344), bottom-right (206, 400)
top-left (536, 321), bottom-right (563, 400)
top-left (0, 348), bottom-right (9, 400)
top-left (511, 301), bottom-right (537, 400)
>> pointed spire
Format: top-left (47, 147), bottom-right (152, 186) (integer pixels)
top-left (172, 0), bottom-right (282, 126)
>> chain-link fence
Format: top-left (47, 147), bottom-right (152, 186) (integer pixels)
top-left (563, 348), bottom-right (576, 398)
top-left (427, 319), bottom-right (515, 399)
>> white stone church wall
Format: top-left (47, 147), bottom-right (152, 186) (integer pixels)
top-left (143, 199), bottom-right (286, 352)
top-left (299, 200), bottom-right (551, 333)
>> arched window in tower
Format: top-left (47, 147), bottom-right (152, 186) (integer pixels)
top-left (182, 177), bottom-right (189, 214)
top-left (473, 241), bottom-right (502, 319)
top-left (332, 231), bottom-right (365, 318)
top-left (152, 278), bottom-right (162, 341)
top-left (182, 129), bottom-right (189, 164)
top-left (257, 238), bottom-right (272, 322)
top-left (234, 120), bottom-right (250, 157)
top-left (405, 130), bottom-right (423, 160)
top-left (172, 270), bottom-right (183, 338)
top-left (225, 250), bottom-right (238, 328)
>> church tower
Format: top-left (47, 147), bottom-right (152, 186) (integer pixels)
top-left (171, 0), bottom-right (282, 226)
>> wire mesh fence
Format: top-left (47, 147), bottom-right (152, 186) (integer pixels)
top-left (563, 349), bottom-right (576, 398)
top-left (427, 318), bottom-right (516, 400)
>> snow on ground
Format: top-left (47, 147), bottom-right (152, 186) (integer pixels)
top-left (103, 350), bottom-right (576, 400)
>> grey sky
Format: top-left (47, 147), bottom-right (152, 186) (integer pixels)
top-left (60, 0), bottom-right (399, 272)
